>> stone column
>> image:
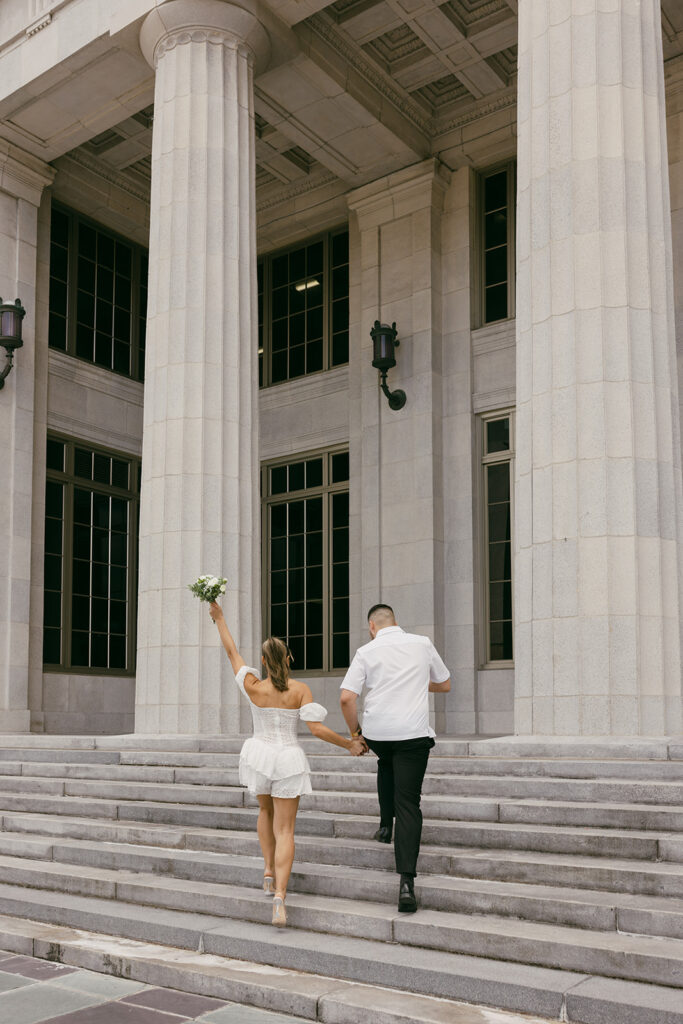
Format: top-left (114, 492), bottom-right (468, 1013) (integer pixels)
top-left (515, 0), bottom-right (683, 734)
top-left (136, 1), bottom-right (269, 734)
top-left (0, 142), bottom-right (55, 732)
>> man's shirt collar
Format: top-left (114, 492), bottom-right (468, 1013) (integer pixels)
top-left (374, 626), bottom-right (404, 637)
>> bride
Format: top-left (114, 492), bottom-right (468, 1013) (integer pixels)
top-left (209, 601), bottom-right (367, 927)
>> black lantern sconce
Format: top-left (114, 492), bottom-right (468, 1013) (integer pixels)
top-left (370, 320), bottom-right (406, 410)
top-left (0, 298), bottom-right (26, 391)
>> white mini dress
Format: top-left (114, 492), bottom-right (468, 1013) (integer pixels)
top-left (235, 665), bottom-right (328, 798)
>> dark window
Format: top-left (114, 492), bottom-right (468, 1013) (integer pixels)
top-left (263, 449), bottom-right (350, 672)
top-left (43, 435), bottom-right (140, 673)
top-left (481, 166), bottom-right (514, 325)
top-left (49, 203), bottom-right (148, 382)
top-left (483, 416), bottom-right (513, 662)
top-left (259, 230), bottom-right (349, 387)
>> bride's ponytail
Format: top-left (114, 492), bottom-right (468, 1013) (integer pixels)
top-left (262, 637), bottom-right (291, 692)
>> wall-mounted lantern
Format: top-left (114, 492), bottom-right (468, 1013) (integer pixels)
top-left (370, 320), bottom-right (406, 410)
top-left (0, 298), bottom-right (26, 391)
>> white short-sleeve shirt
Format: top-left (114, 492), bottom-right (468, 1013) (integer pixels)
top-left (340, 626), bottom-right (450, 741)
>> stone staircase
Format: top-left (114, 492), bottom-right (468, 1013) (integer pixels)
top-left (0, 735), bottom-right (682, 1023)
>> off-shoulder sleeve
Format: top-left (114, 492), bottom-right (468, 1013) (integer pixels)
top-left (235, 665), bottom-right (261, 696)
top-left (299, 702), bottom-right (328, 722)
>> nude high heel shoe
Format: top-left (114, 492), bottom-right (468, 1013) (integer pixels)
top-left (263, 875), bottom-right (275, 896)
top-left (272, 894), bottom-right (287, 927)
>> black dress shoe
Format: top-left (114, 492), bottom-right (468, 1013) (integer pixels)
top-left (398, 876), bottom-right (417, 913)
top-left (373, 826), bottom-right (392, 843)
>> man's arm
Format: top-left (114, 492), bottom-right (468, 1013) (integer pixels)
top-left (429, 677), bottom-right (451, 693)
top-left (340, 688), bottom-right (361, 734)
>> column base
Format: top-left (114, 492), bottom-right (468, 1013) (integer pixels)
top-left (0, 710), bottom-right (31, 733)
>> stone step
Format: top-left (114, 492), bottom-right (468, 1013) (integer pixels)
top-left (0, 747), bottom-right (122, 764)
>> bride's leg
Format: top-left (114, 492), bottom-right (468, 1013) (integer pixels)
top-left (256, 795), bottom-right (275, 883)
top-left (272, 796), bottom-right (300, 898)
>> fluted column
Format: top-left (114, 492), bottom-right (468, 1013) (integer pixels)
top-left (136, 1), bottom-right (269, 734)
top-left (515, 0), bottom-right (683, 735)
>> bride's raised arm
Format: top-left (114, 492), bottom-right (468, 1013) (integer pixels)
top-left (209, 602), bottom-right (246, 676)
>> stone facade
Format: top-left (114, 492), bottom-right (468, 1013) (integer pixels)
top-left (0, 0), bottom-right (682, 736)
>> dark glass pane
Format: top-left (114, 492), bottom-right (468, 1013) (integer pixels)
top-left (50, 243), bottom-right (68, 282)
top-left (332, 490), bottom-right (349, 527)
top-left (44, 518), bottom-right (62, 556)
top-left (288, 568), bottom-right (304, 602)
top-left (332, 332), bottom-right (349, 366)
top-left (487, 418), bottom-right (510, 454)
top-left (113, 338), bottom-right (130, 376)
top-left (332, 232), bottom-right (349, 267)
top-left (487, 463), bottom-right (510, 503)
top-left (43, 590), bottom-right (61, 628)
top-left (305, 277), bottom-right (323, 309)
top-left (333, 561), bottom-right (349, 597)
top-left (306, 340), bottom-right (323, 374)
top-left (48, 313), bottom-right (67, 350)
top-left (306, 496), bottom-right (323, 531)
top-left (96, 298), bottom-right (112, 330)
top-left (289, 602), bottom-right (304, 634)
top-left (306, 635), bottom-right (323, 670)
top-left (485, 209), bottom-right (507, 249)
top-left (289, 281), bottom-right (305, 315)
top-left (93, 454), bottom-right (111, 485)
top-left (289, 344), bottom-right (305, 379)
top-left (488, 503), bottom-right (511, 543)
top-left (91, 633), bottom-right (108, 668)
top-left (95, 331), bottom-right (112, 368)
top-left (307, 242), bottom-right (323, 274)
top-left (332, 297), bottom-right (349, 333)
top-left (306, 460), bottom-right (323, 489)
top-left (271, 503), bottom-right (287, 537)
top-left (271, 537), bottom-right (286, 571)
top-left (76, 324), bottom-right (94, 361)
top-left (288, 462), bottom-right (305, 492)
top-left (116, 276), bottom-right (131, 311)
top-left (72, 595), bottom-right (90, 630)
top-left (93, 491), bottom-right (110, 527)
top-left (333, 633), bottom-right (350, 669)
top-left (489, 620), bottom-right (513, 662)
top-left (75, 450), bottom-right (92, 480)
top-left (72, 559), bottom-right (91, 596)
top-left (109, 635), bottom-right (127, 670)
top-left (485, 283), bottom-right (507, 323)
top-left (111, 498), bottom-right (128, 532)
top-left (51, 209), bottom-right (69, 247)
top-left (92, 562), bottom-right (108, 598)
top-left (92, 597), bottom-right (108, 632)
top-left (333, 528), bottom-right (349, 562)
top-left (110, 532), bottom-right (127, 566)
top-left (46, 439), bottom-right (65, 472)
top-left (110, 566), bottom-right (127, 600)
top-left (77, 290), bottom-right (94, 327)
top-left (332, 264), bottom-right (349, 300)
top-left (489, 541), bottom-right (511, 582)
top-left (489, 581), bottom-right (512, 621)
top-left (484, 171), bottom-right (507, 211)
top-left (332, 452), bottom-right (350, 483)
top-left (306, 566), bottom-right (323, 600)
top-left (92, 528), bottom-right (110, 563)
top-left (306, 307), bottom-right (323, 340)
top-left (73, 524), bottom-right (91, 560)
top-left (98, 234), bottom-right (115, 269)
top-left (288, 535), bottom-right (304, 569)
top-left (50, 278), bottom-right (67, 316)
top-left (79, 224), bottom-right (96, 260)
top-left (43, 628), bottom-right (61, 665)
top-left (98, 266), bottom-right (113, 303)
top-left (271, 603), bottom-right (287, 636)
top-left (271, 466), bottom-right (287, 496)
top-left (45, 480), bottom-right (63, 517)
top-left (289, 248), bottom-right (305, 281)
top-left (485, 247), bottom-right (507, 287)
top-left (333, 597), bottom-right (349, 633)
top-left (110, 600), bottom-right (126, 634)
top-left (306, 531), bottom-right (323, 566)
top-left (77, 256), bottom-right (96, 293)
top-left (111, 460), bottom-right (129, 490)
top-left (272, 286), bottom-right (288, 319)
top-left (306, 601), bottom-right (323, 634)
top-left (257, 261), bottom-right (264, 290)
top-left (44, 553), bottom-right (62, 591)
top-left (73, 487), bottom-right (92, 524)
top-left (272, 318), bottom-right (288, 352)
top-left (288, 635), bottom-right (304, 669)
top-left (71, 631), bottom-right (89, 666)
top-left (502, 620), bottom-right (513, 659)
top-left (271, 571), bottom-right (286, 604)
top-left (272, 254), bottom-right (288, 288)
top-left (288, 501), bottom-right (304, 535)
top-left (114, 307), bottom-right (130, 342)
top-left (271, 350), bottom-right (287, 384)
top-left (116, 243), bottom-right (132, 278)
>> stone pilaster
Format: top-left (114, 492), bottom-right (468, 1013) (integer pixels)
top-left (515, 0), bottom-right (683, 734)
top-left (135, 1), bottom-right (269, 734)
top-left (0, 141), bottom-right (55, 732)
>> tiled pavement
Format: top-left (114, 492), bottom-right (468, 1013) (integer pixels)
top-left (0, 951), bottom-right (308, 1024)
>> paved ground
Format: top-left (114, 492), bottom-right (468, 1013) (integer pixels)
top-left (0, 951), bottom-right (308, 1024)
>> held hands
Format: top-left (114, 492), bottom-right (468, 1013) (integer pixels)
top-left (209, 601), bottom-right (224, 624)
top-left (349, 737), bottom-right (368, 756)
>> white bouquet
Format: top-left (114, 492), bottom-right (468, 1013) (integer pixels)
top-left (188, 574), bottom-right (227, 603)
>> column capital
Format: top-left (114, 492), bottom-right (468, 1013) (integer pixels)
top-left (0, 139), bottom-right (55, 206)
top-left (347, 158), bottom-right (451, 224)
top-left (140, 0), bottom-right (270, 73)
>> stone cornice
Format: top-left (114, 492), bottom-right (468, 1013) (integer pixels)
top-left (435, 88), bottom-right (517, 137)
top-left (256, 168), bottom-right (337, 212)
top-left (58, 150), bottom-right (151, 204)
top-left (0, 139), bottom-right (55, 205)
top-left (347, 158), bottom-right (451, 218)
top-left (48, 349), bottom-right (144, 407)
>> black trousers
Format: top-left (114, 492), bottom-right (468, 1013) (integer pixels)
top-left (365, 736), bottom-right (435, 876)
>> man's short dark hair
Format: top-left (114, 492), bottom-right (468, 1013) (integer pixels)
top-left (367, 603), bottom-right (394, 621)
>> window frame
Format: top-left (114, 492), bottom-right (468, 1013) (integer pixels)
top-left (258, 227), bottom-right (349, 389)
top-left (479, 410), bottom-right (515, 669)
top-left (477, 161), bottom-right (516, 328)
top-left (261, 445), bottom-right (350, 676)
top-left (43, 432), bottom-right (140, 677)
top-left (49, 201), bottom-right (148, 382)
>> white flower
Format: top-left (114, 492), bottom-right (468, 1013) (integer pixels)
top-left (220, 584), bottom-right (226, 593)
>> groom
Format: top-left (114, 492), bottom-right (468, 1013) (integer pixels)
top-left (339, 604), bottom-right (450, 913)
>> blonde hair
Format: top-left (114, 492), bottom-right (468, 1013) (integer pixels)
top-left (262, 636), bottom-right (291, 692)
